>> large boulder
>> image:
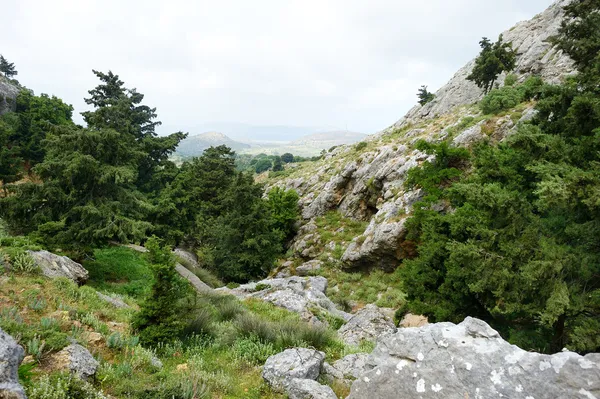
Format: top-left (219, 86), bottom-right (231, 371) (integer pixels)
top-left (338, 305), bottom-right (396, 346)
top-left (0, 328), bottom-right (26, 399)
top-left (262, 348), bottom-right (326, 392)
top-left (50, 343), bottom-right (99, 380)
top-left (348, 317), bottom-right (600, 398)
top-left (218, 276), bottom-right (351, 325)
top-left (28, 250), bottom-right (88, 284)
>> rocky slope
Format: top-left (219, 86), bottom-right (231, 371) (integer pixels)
top-left (0, 75), bottom-right (20, 115)
top-left (268, 0), bottom-right (576, 274)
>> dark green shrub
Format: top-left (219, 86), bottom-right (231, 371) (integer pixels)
top-left (479, 86), bottom-right (522, 114)
top-left (355, 142), bottom-right (367, 151)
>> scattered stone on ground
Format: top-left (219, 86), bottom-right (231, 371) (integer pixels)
top-left (0, 328), bottom-right (27, 399)
top-left (49, 343), bottom-right (99, 380)
top-left (28, 250), bottom-right (89, 284)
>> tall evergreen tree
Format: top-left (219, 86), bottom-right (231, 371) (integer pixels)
top-left (417, 85), bottom-right (435, 105)
top-left (0, 55), bottom-right (17, 79)
top-left (132, 236), bottom-right (186, 346)
top-left (81, 70), bottom-right (186, 191)
top-left (467, 35), bottom-right (516, 93)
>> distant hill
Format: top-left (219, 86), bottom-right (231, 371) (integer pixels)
top-left (177, 132), bottom-right (250, 156)
top-left (292, 131), bottom-right (367, 148)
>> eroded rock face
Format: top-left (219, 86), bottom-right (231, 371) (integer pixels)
top-left (50, 343), bottom-right (99, 380)
top-left (348, 317), bottom-right (600, 399)
top-left (0, 76), bottom-right (19, 116)
top-left (218, 276), bottom-right (351, 325)
top-left (338, 305), bottom-right (397, 346)
top-left (262, 348), bottom-right (325, 391)
top-left (28, 250), bottom-right (89, 284)
top-left (0, 328), bottom-right (26, 399)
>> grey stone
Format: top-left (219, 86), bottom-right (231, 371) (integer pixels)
top-left (332, 353), bottom-right (370, 380)
top-left (150, 355), bottom-right (163, 369)
top-left (54, 343), bottom-right (99, 380)
top-left (0, 328), bottom-right (26, 399)
top-left (97, 292), bottom-right (130, 308)
top-left (262, 348), bottom-right (325, 392)
top-left (174, 263), bottom-right (213, 293)
top-left (173, 248), bottom-right (199, 268)
top-left (338, 305), bottom-right (397, 346)
top-left (347, 317), bottom-right (600, 399)
top-left (28, 250), bottom-right (89, 284)
top-left (452, 122), bottom-right (485, 146)
top-left (287, 378), bottom-right (337, 399)
top-left (296, 260), bottom-right (323, 276)
top-left (0, 76), bottom-right (19, 116)
top-left (220, 276), bottom-right (350, 324)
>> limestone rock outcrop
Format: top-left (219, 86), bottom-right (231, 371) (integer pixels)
top-left (347, 317), bottom-right (600, 399)
top-left (0, 76), bottom-right (19, 116)
top-left (218, 276), bottom-right (351, 325)
top-left (338, 304), bottom-right (397, 346)
top-left (262, 348), bottom-right (325, 391)
top-left (0, 328), bottom-right (27, 399)
top-left (28, 250), bottom-right (89, 284)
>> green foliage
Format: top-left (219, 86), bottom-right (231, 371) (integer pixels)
top-left (479, 76), bottom-right (544, 115)
top-left (84, 247), bottom-right (152, 299)
top-left (354, 141), bottom-right (367, 151)
top-left (154, 145), bottom-right (236, 244)
top-left (131, 237), bottom-right (186, 347)
top-left (281, 153), bottom-right (294, 163)
top-left (11, 252), bottom-right (38, 274)
top-left (504, 73), bottom-right (518, 87)
top-left (26, 373), bottom-right (107, 399)
top-left (0, 55), bottom-right (17, 78)
top-left (417, 85), bottom-right (435, 106)
top-left (400, 6), bottom-right (600, 352)
top-left (208, 173), bottom-right (284, 282)
top-left (272, 156), bottom-right (283, 172)
top-left (254, 158), bottom-right (272, 173)
top-left (467, 35), bottom-right (517, 93)
top-left (405, 140), bottom-right (470, 199)
top-left (266, 187), bottom-right (300, 241)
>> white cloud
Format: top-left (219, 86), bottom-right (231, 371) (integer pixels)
top-left (2, 0), bottom-right (554, 135)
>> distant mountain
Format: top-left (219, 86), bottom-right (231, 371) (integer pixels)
top-left (292, 131), bottom-right (367, 148)
top-left (177, 132), bottom-right (250, 156)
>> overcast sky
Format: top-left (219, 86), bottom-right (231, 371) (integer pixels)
top-left (2, 0), bottom-right (554, 138)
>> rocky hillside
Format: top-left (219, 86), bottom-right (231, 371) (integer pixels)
top-left (177, 131), bottom-right (250, 156)
top-left (268, 0), bottom-right (576, 274)
top-left (0, 75), bottom-right (20, 115)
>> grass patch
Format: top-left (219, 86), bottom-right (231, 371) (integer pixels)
top-left (84, 247), bottom-right (152, 299)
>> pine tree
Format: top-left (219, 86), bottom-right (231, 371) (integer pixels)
top-left (467, 35), bottom-right (516, 93)
top-left (131, 236), bottom-right (185, 346)
top-left (209, 173), bottom-right (284, 282)
top-left (272, 156), bottom-right (284, 172)
top-left (81, 70), bottom-right (186, 191)
top-left (417, 85), bottom-right (435, 105)
top-left (0, 55), bottom-right (17, 79)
